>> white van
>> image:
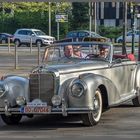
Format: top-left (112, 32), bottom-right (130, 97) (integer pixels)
top-left (13, 28), bottom-right (55, 47)
top-left (116, 30), bottom-right (140, 43)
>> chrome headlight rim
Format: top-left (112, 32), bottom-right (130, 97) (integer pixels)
top-left (71, 80), bottom-right (87, 98)
top-left (0, 83), bottom-right (8, 98)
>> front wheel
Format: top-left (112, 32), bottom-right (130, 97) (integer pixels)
top-left (81, 89), bottom-right (102, 126)
top-left (36, 40), bottom-right (42, 47)
top-left (1, 114), bottom-right (22, 125)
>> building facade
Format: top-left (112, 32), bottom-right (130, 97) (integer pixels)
top-left (96, 2), bottom-right (133, 28)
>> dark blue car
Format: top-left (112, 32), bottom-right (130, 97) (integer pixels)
top-left (66, 30), bottom-right (108, 42)
top-left (0, 33), bottom-right (13, 44)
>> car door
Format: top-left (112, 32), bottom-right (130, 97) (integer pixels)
top-left (111, 58), bottom-right (136, 98)
top-left (25, 30), bottom-right (33, 43)
top-left (126, 31), bottom-right (133, 42)
top-left (17, 30), bottom-right (27, 43)
top-left (135, 30), bottom-right (139, 42)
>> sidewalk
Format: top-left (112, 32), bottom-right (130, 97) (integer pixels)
top-left (0, 66), bottom-right (33, 78)
top-left (0, 48), bottom-right (40, 78)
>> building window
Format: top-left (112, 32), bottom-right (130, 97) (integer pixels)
top-left (104, 2), bottom-right (109, 8)
top-left (112, 2), bottom-right (116, 7)
top-left (104, 19), bottom-right (116, 27)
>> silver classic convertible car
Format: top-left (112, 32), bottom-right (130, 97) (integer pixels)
top-left (0, 38), bottom-right (140, 126)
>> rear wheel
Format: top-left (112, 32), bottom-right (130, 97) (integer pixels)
top-left (132, 95), bottom-right (140, 107)
top-left (1, 114), bottom-right (22, 125)
top-left (118, 39), bottom-right (123, 43)
top-left (81, 89), bottom-right (102, 126)
top-left (14, 39), bottom-right (20, 47)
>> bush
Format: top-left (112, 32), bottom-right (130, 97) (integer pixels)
top-left (98, 25), bottom-right (123, 40)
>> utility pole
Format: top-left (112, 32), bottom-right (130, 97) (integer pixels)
top-left (89, 2), bottom-right (92, 37)
top-left (131, 3), bottom-right (136, 54)
top-left (89, 2), bottom-right (96, 36)
top-left (48, 2), bottom-right (51, 36)
top-left (94, 2), bottom-right (97, 33)
top-left (122, 2), bottom-right (127, 55)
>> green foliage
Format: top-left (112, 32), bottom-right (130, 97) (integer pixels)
top-left (0, 2), bottom-right (124, 40)
top-left (71, 2), bottom-right (89, 30)
top-left (98, 25), bottom-right (123, 39)
top-left (0, 2), bottom-right (71, 39)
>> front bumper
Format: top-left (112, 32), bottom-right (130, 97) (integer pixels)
top-left (42, 40), bottom-right (53, 45)
top-left (0, 107), bottom-right (94, 115)
top-left (0, 99), bottom-right (94, 116)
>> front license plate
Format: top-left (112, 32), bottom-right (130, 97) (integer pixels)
top-left (23, 106), bottom-right (51, 113)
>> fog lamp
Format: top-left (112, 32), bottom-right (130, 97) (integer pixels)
top-left (51, 95), bottom-right (61, 106)
top-left (16, 96), bottom-right (26, 106)
top-left (0, 83), bottom-right (8, 98)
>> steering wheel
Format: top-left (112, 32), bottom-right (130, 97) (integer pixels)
top-left (85, 54), bottom-right (99, 59)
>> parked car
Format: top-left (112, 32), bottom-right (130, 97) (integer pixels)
top-left (66, 30), bottom-right (109, 42)
top-left (116, 30), bottom-right (140, 43)
top-left (0, 33), bottom-right (13, 44)
top-left (0, 37), bottom-right (140, 126)
top-left (13, 28), bottom-right (55, 47)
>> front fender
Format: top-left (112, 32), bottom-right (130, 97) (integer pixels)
top-left (0, 76), bottom-right (29, 107)
top-left (135, 64), bottom-right (140, 90)
top-left (67, 73), bottom-right (121, 108)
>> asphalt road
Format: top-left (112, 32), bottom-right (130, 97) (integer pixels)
top-left (0, 102), bottom-right (140, 140)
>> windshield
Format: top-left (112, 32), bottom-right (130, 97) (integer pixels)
top-left (34, 30), bottom-right (46, 36)
top-left (42, 42), bottom-right (112, 65)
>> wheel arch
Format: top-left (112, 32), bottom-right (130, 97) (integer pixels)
top-left (98, 84), bottom-right (109, 110)
top-left (36, 39), bottom-right (42, 44)
top-left (79, 73), bottom-right (120, 107)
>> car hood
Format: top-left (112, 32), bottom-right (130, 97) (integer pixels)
top-left (38, 35), bottom-right (54, 39)
top-left (42, 61), bottom-right (109, 75)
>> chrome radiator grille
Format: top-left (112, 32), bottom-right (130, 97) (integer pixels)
top-left (29, 73), bottom-right (54, 105)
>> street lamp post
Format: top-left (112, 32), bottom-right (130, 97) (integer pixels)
top-left (89, 2), bottom-right (96, 36)
top-left (89, 2), bottom-right (92, 37)
top-left (132, 4), bottom-right (136, 54)
top-left (137, 13), bottom-right (140, 61)
top-left (122, 2), bottom-right (127, 55)
top-left (94, 2), bottom-right (97, 33)
top-left (48, 2), bottom-right (51, 36)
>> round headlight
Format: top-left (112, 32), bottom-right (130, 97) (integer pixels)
top-left (71, 82), bottom-right (85, 97)
top-left (16, 96), bottom-right (26, 106)
top-left (0, 83), bottom-right (8, 98)
top-left (51, 95), bottom-right (61, 106)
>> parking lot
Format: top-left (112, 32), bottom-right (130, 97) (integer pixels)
top-left (0, 45), bottom-right (46, 77)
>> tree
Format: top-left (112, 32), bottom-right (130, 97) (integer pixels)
top-left (71, 2), bottom-right (89, 30)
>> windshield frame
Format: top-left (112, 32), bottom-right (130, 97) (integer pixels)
top-left (42, 41), bottom-right (113, 64)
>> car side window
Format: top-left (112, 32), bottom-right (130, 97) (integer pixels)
top-left (79, 32), bottom-right (88, 37)
top-left (67, 32), bottom-right (77, 38)
top-left (136, 31), bottom-right (140, 35)
top-left (27, 31), bottom-right (33, 36)
top-left (18, 30), bottom-right (27, 35)
top-left (127, 32), bottom-right (132, 36)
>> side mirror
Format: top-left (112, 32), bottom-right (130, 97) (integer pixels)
top-left (31, 34), bottom-right (35, 37)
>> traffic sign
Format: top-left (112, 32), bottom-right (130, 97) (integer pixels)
top-left (55, 14), bottom-right (68, 22)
